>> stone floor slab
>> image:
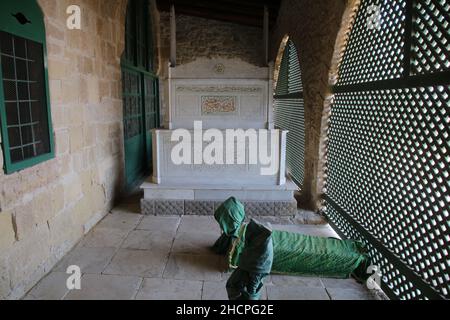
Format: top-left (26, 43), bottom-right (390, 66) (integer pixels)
top-left (95, 212), bottom-right (143, 231)
top-left (24, 272), bottom-right (69, 300)
top-left (266, 286), bottom-right (330, 300)
top-left (171, 231), bottom-right (218, 255)
top-left (135, 278), bottom-right (203, 300)
top-left (53, 247), bottom-right (116, 274)
top-left (326, 288), bottom-right (374, 300)
top-left (164, 254), bottom-right (224, 282)
top-left (136, 216), bottom-right (181, 234)
top-left (269, 275), bottom-right (324, 288)
top-left (178, 216), bottom-right (220, 235)
top-left (202, 281), bottom-right (268, 300)
top-left (81, 227), bottom-right (130, 248)
top-left (321, 278), bottom-right (365, 290)
top-left (103, 249), bottom-right (169, 277)
top-left (121, 230), bottom-right (175, 251)
top-left (64, 274), bottom-right (142, 300)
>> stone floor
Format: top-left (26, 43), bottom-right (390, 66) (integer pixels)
top-left (23, 207), bottom-right (378, 300)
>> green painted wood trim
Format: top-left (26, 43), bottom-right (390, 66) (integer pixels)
top-left (0, 0), bottom-right (55, 174)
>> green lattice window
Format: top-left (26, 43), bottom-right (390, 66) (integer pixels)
top-left (0, 0), bottom-right (54, 174)
top-left (325, 0), bottom-right (449, 300)
top-left (122, 0), bottom-right (159, 188)
top-left (124, 0), bottom-right (154, 72)
top-left (274, 39), bottom-right (305, 187)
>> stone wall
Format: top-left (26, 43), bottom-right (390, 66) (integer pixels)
top-left (270, 0), bottom-right (347, 211)
top-left (0, 0), bottom-right (129, 299)
top-left (159, 12), bottom-right (264, 68)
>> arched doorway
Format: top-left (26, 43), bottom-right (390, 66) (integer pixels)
top-left (273, 37), bottom-right (305, 189)
top-left (122, 0), bottom-right (159, 189)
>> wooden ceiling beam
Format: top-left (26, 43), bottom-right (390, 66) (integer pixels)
top-left (156, 0), bottom-right (280, 27)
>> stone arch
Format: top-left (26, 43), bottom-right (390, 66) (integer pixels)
top-left (270, 0), bottom-right (348, 211)
top-left (273, 34), bottom-right (290, 90)
top-left (316, 0), bottom-right (361, 211)
top-left (273, 37), bottom-right (307, 195)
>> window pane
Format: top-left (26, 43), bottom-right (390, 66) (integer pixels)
top-left (10, 148), bottom-right (22, 162)
top-left (0, 31), bottom-right (51, 164)
top-left (5, 103), bottom-right (18, 125)
top-left (7, 127), bottom-right (21, 147)
top-left (1, 56), bottom-right (15, 79)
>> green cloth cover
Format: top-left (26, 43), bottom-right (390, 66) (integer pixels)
top-left (213, 197), bottom-right (370, 280)
top-left (229, 227), bottom-right (370, 279)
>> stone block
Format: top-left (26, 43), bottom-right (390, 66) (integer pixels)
top-left (48, 59), bottom-right (67, 79)
top-left (0, 211), bottom-right (16, 250)
top-left (0, 255), bottom-right (11, 299)
top-left (155, 200), bottom-right (184, 215)
top-left (7, 225), bottom-right (51, 294)
top-left (274, 201), bottom-right (297, 216)
top-left (55, 129), bottom-right (70, 155)
top-left (86, 76), bottom-right (100, 104)
top-left (141, 199), bottom-right (155, 215)
top-left (185, 201), bottom-right (214, 215)
top-left (244, 201), bottom-right (275, 216)
top-left (144, 189), bottom-right (194, 200)
top-left (69, 126), bottom-right (84, 153)
top-left (64, 175), bottom-right (83, 205)
top-left (12, 199), bottom-right (49, 241)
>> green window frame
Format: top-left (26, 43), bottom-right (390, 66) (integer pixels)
top-left (0, 0), bottom-right (54, 174)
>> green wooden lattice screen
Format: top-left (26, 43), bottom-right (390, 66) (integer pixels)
top-left (325, 0), bottom-right (449, 300)
top-left (274, 40), bottom-right (305, 188)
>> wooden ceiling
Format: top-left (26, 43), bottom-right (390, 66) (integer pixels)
top-left (156, 0), bottom-right (281, 28)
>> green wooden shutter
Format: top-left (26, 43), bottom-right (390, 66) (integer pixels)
top-left (274, 40), bottom-right (305, 188)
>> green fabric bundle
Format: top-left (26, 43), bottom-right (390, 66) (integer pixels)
top-left (226, 220), bottom-right (273, 300)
